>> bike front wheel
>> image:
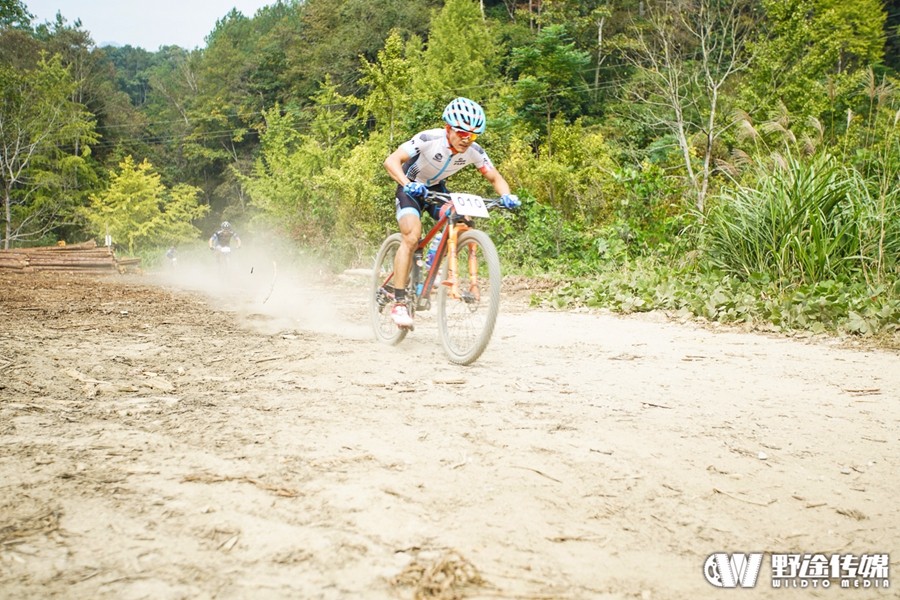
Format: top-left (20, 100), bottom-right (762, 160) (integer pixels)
top-left (370, 233), bottom-right (409, 345)
top-left (436, 229), bottom-right (501, 365)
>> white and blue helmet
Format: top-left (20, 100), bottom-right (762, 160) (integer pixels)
top-left (442, 97), bottom-right (486, 134)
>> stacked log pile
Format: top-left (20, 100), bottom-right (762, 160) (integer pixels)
top-left (0, 240), bottom-right (141, 274)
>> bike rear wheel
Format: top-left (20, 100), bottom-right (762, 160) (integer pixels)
top-left (436, 229), bottom-right (501, 365)
top-left (370, 233), bottom-right (409, 345)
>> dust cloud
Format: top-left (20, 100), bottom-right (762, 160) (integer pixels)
top-left (151, 242), bottom-right (372, 340)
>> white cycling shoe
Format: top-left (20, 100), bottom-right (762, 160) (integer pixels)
top-left (390, 303), bottom-right (414, 328)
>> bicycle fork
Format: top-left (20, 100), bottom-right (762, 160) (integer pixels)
top-left (444, 222), bottom-right (480, 303)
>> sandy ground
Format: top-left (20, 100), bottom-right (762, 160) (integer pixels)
top-left (1, 253), bottom-right (897, 600)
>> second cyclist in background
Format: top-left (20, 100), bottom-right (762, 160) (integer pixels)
top-left (209, 221), bottom-right (241, 270)
top-left (382, 96), bottom-right (520, 328)
top-left (209, 221), bottom-right (241, 253)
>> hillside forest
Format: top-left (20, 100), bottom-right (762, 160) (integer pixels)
top-left (2, 0), bottom-right (899, 338)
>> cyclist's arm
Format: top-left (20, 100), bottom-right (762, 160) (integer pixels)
top-left (208, 234), bottom-right (217, 248)
top-left (481, 167), bottom-right (511, 197)
top-left (384, 147), bottom-right (414, 186)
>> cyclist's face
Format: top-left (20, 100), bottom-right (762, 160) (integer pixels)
top-left (446, 126), bottom-right (476, 152)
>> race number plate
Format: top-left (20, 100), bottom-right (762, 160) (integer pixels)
top-left (450, 193), bottom-right (490, 218)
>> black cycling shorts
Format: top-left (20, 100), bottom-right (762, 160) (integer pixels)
top-left (394, 182), bottom-right (448, 221)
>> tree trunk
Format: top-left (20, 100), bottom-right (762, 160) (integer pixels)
top-left (3, 186), bottom-right (10, 250)
top-left (698, 87), bottom-right (719, 213)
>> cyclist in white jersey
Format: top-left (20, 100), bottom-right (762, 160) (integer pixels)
top-left (383, 97), bottom-right (521, 328)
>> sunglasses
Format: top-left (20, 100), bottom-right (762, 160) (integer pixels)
top-left (451, 127), bottom-right (478, 141)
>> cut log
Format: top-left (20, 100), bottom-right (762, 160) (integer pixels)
top-left (0, 240), bottom-right (140, 274)
top-left (7, 242), bottom-right (97, 252)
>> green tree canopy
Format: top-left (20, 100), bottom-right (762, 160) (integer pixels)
top-left (747, 0), bottom-right (886, 121)
top-left (0, 0), bottom-right (31, 29)
top-left (509, 23), bottom-right (591, 141)
top-left (87, 155), bottom-right (207, 253)
top-left (0, 54), bottom-right (97, 248)
top-left (416, 0), bottom-right (500, 100)
top-left (357, 30), bottom-right (414, 142)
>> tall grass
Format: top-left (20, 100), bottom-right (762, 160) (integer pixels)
top-left (704, 75), bottom-right (900, 289)
top-left (705, 154), bottom-right (851, 283)
top-left (847, 166), bottom-right (900, 285)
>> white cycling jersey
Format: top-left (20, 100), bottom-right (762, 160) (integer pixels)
top-left (400, 128), bottom-right (495, 186)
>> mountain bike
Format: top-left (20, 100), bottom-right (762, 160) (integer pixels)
top-left (370, 191), bottom-right (510, 365)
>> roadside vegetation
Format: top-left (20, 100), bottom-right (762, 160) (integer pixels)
top-left (1, 0), bottom-right (898, 341)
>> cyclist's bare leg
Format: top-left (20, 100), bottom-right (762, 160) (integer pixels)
top-left (391, 213), bottom-right (421, 292)
top-left (388, 214), bottom-right (421, 328)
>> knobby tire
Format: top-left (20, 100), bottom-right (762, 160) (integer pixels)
top-left (436, 229), bottom-right (501, 365)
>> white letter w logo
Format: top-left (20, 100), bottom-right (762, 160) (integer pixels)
top-left (704, 553), bottom-right (763, 588)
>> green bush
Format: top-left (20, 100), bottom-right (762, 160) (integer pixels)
top-left (539, 257), bottom-right (899, 337)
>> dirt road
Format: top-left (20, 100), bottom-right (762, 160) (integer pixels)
top-left (1, 260), bottom-right (897, 599)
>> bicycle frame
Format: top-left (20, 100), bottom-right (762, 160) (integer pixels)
top-left (378, 196), bottom-right (478, 312)
top-left (419, 215), bottom-right (473, 303)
